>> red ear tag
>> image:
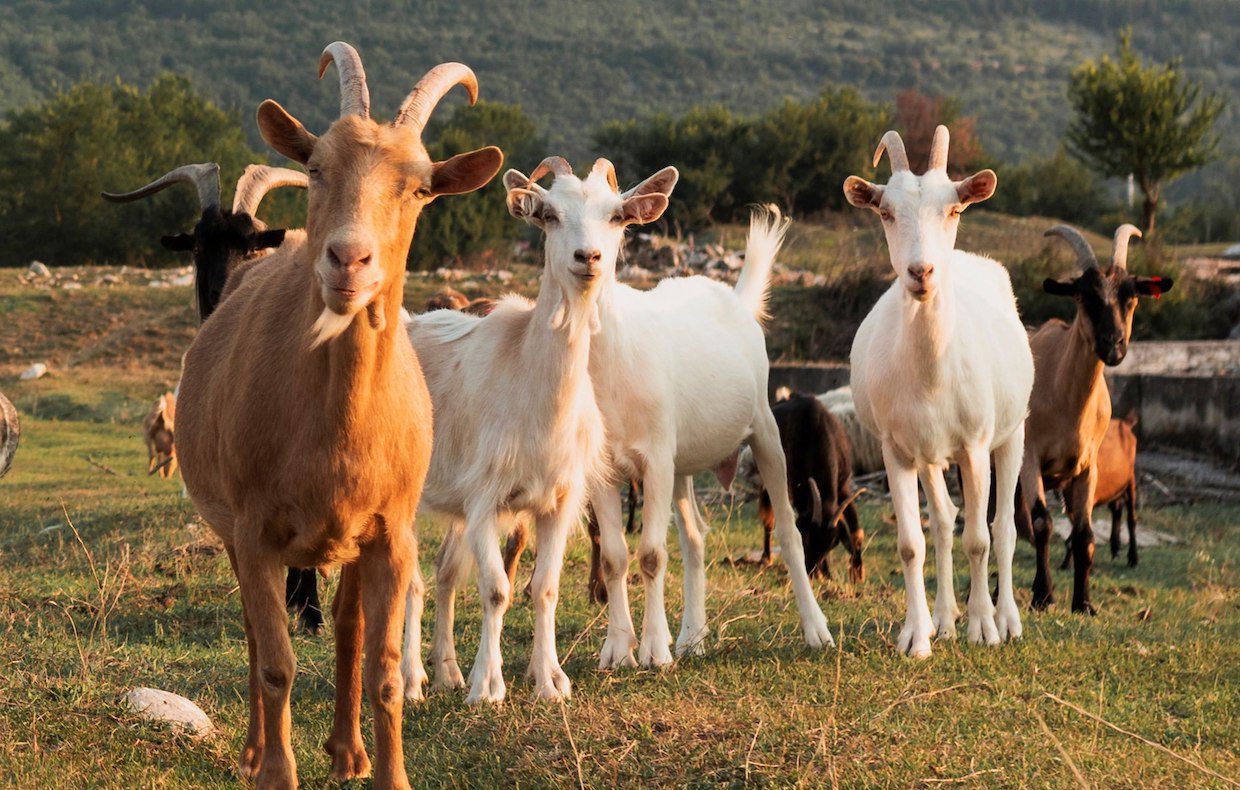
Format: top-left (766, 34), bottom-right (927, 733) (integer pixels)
top-left (1151, 276), bottom-right (1163, 299)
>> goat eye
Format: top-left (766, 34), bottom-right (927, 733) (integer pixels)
top-left (610, 211), bottom-right (625, 224)
top-left (880, 209), bottom-right (893, 222)
top-left (307, 166), bottom-right (322, 178)
top-left (541, 209), bottom-right (559, 225)
top-left (948, 206), bottom-right (963, 218)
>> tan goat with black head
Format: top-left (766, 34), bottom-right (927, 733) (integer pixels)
top-left (175, 42), bottom-right (500, 789)
top-left (1020, 224), bottom-right (1171, 614)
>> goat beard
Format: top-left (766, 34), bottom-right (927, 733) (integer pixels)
top-left (308, 293), bottom-right (387, 349)
top-left (547, 281), bottom-right (602, 335)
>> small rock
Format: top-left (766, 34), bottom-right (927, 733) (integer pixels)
top-left (101, 274), bottom-right (121, 285)
top-left (61, 282), bottom-right (82, 290)
top-left (167, 273), bottom-right (194, 287)
top-left (20, 363), bottom-right (48, 381)
top-left (28, 261), bottom-right (50, 278)
top-left (125, 687), bottom-right (213, 738)
top-left (148, 280), bottom-right (170, 289)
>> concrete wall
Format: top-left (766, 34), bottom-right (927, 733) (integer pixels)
top-left (770, 342), bottom-right (1240, 469)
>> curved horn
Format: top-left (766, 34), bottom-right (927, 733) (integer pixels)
top-left (102, 163), bottom-right (220, 210)
top-left (392, 62), bottom-right (478, 130)
top-left (318, 41), bottom-right (370, 119)
top-left (1110, 224), bottom-right (1142, 273)
top-left (808, 479), bottom-right (824, 526)
top-left (527, 156), bottom-right (573, 185)
top-left (1044, 225), bottom-right (1098, 271)
top-left (927, 125), bottom-right (950, 172)
top-left (232, 165), bottom-right (309, 216)
top-left (591, 158), bottom-right (619, 192)
top-left (872, 130), bottom-right (910, 173)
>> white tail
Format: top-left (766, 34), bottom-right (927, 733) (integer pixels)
top-left (734, 204), bottom-right (790, 322)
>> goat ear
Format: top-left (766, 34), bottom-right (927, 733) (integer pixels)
top-left (843, 176), bottom-right (882, 211)
top-left (1042, 277), bottom-right (1077, 297)
top-left (621, 193), bottom-right (669, 226)
top-left (257, 100), bottom-right (317, 164)
top-left (506, 187), bottom-right (545, 226)
top-left (957, 169), bottom-right (997, 206)
top-left (254, 229), bottom-right (287, 250)
top-left (1134, 275), bottom-right (1173, 299)
top-left (625, 166), bottom-right (678, 198)
top-left (503, 169), bottom-right (530, 191)
top-left (432, 146), bottom-right (503, 196)
top-left (161, 234), bottom-right (195, 252)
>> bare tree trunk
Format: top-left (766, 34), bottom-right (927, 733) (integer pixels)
top-left (1140, 181), bottom-right (1159, 235)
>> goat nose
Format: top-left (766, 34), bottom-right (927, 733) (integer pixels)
top-left (573, 248), bottom-right (602, 266)
top-left (908, 263), bottom-right (934, 283)
top-left (328, 241), bottom-right (373, 269)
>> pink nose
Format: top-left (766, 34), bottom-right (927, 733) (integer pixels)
top-left (573, 248), bottom-right (602, 266)
top-left (908, 263), bottom-right (934, 284)
top-left (328, 240), bottom-right (373, 270)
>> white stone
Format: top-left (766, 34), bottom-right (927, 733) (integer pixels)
top-left (28, 261), bottom-right (50, 277)
top-left (19, 363), bottom-right (47, 381)
top-left (167, 273), bottom-right (194, 287)
top-left (125, 687), bottom-right (213, 738)
top-left (61, 282), bottom-right (82, 290)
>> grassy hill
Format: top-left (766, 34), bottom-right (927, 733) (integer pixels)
top-left (0, 0), bottom-right (1235, 162)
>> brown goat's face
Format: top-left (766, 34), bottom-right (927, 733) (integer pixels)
top-left (1043, 268), bottom-right (1173, 366)
top-left (257, 102), bottom-right (501, 325)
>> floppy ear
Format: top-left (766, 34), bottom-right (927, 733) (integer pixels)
top-left (843, 176), bottom-right (882, 211)
top-left (506, 186), bottom-right (546, 226)
top-left (256, 100), bottom-right (317, 165)
top-left (1134, 276), bottom-right (1173, 299)
top-left (957, 169), bottom-right (997, 206)
top-left (620, 193), bottom-right (669, 226)
top-left (1042, 277), bottom-right (1077, 297)
top-left (431, 146), bottom-right (503, 196)
top-left (161, 234), bottom-right (195, 252)
top-left (503, 169), bottom-right (530, 191)
top-left (253, 229), bottom-right (287, 250)
top-left (624, 166), bottom-right (678, 199)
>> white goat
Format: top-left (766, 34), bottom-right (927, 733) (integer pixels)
top-left (844, 126), bottom-right (1032, 657)
top-left (569, 182), bottom-right (830, 666)
top-left (402, 156), bottom-right (671, 704)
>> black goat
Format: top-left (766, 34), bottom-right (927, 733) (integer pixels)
top-left (102, 163), bottom-right (324, 632)
top-left (756, 392), bottom-right (864, 582)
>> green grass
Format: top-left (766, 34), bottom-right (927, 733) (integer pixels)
top-left (1, 412), bottom-right (1237, 788)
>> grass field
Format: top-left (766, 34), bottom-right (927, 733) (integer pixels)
top-left (0, 409), bottom-right (1237, 788)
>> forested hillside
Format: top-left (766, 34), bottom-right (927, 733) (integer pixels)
top-left (0, 0), bottom-right (1235, 161)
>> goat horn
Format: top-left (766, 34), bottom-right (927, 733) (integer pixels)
top-left (318, 42), bottom-right (370, 119)
top-left (1044, 225), bottom-right (1098, 271)
top-left (527, 156), bottom-right (573, 185)
top-left (809, 479), bottom-right (824, 526)
top-left (1111, 224), bottom-right (1142, 273)
top-left (102, 163), bottom-right (221, 210)
top-left (232, 165), bottom-right (309, 216)
top-left (392, 62), bottom-right (478, 130)
top-left (592, 158), bottom-right (619, 192)
top-left (872, 130), bottom-right (910, 173)
top-left (927, 125), bottom-right (950, 172)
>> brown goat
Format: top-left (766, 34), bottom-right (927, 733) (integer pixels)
top-left (143, 392), bottom-right (177, 479)
top-left (175, 42), bottom-right (500, 789)
top-left (1018, 225), bottom-right (1170, 614)
top-left (425, 287), bottom-right (470, 311)
top-left (1060, 413), bottom-right (1140, 569)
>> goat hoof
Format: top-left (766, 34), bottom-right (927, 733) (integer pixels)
top-left (598, 635), bottom-right (637, 670)
top-left (897, 617), bottom-right (933, 658)
top-left (324, 735), bottom-right (371, 781)
top-left (465, 668), bottom-right (506, 705)
top-left (432, 658), bottom-right (466, 691)
top-left (1127, 556), bottom-right (1139, 568)
top-left (801, 611), bottom-right (835, 649)
top-left (1072, 601), bottom-right (1097, 616)
top-left (638, 638), bottom-right (675, 669)
top-left (238, 742), bottom-right (263, 780)
top-left (994, 601), bottom-right (1023, 641)
top-left (402, 664), bottom-right (428, 702)
top-left (931, 603), bottom-right (959, 640)
top-left (1031, 588), bottom-right (1054, 610)
top-left (532, 665), bottom-right (572, 701)
top-left (675, 626), bottom-right (710, 657)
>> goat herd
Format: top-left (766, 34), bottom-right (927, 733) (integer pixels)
top-left (82, 43), bottom-right (1175, 787)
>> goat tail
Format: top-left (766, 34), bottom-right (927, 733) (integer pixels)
top-left (734, 204), bottom-right (791, 323)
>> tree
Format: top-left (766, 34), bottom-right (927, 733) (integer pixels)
top-left (1066, 33), bottom-right (1224, 234)
top-left (893, 89), bottom-right (985, 176)
top-left (410, 101), bottom-right (546, 267)
top-left (0, 75), bottom-right (258, 266)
